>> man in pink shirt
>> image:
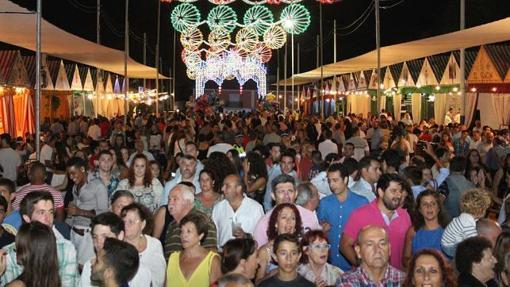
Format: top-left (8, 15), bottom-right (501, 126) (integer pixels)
top-left (340, 173), bottom-right (411, 270)
top-left (253, 174), bottom-right (319, 247)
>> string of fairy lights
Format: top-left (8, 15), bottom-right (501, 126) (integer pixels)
top-left (169, 1), bottom-right (311, 97)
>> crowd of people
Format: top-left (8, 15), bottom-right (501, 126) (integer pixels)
top-left (0, 108), bottom-right (509, 287)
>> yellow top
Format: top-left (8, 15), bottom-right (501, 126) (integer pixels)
top-left (166, 250), bottom-right (218, 287)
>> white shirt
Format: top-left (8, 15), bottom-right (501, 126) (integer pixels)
top-left (87, 125), bottom-right (101, 141)
top-left (40, 144), bottom-right (53, 166)
top-left (351, 177), bottom-right (376, 202)
top-left (140, 235), bottom-right (167, 287)
top-left (207, 143), bottom-right (234, 157)
top-left (212, 196), bottom-right (264, 249)
top-left (0, 147), bottom-right (21, 181)
top-left (79, 257), bottom-right (153, 287)
top-left (161, 172), bottom-right (201, 205)
top-left (318, 139), bottom-right (338, 160)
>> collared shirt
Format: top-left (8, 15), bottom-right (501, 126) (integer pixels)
top-left (212, 196), bottom-right (264, 249)
top-left (317, 192), bottom-right (368, 270)
top-left (343, 200), bottom-right (411, 270)
top-left (336, 265), bottom-right (405, 287)
top-left (161, 173), bottom-right (201, 206)
top-left (0, 227), bottom-right (78, 287)
top-left (253, 204), bottom-right (320, 247)
top-left (351, 177), bottom-right (376, 202)
top-left (163, 208), bottom-right (217, 261)
top-left (263, 165), bottom-right (299, 212)
top-left (297, 262), bottom-right (343, 286)
top-left (87, 171), bottom-right (120, 198)
top-left (69, 178), bottom-right (109, 227)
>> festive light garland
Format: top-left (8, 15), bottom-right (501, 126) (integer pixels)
top-left (170, 2), bottom-right (311, 97)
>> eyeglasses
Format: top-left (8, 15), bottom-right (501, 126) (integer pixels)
top-left (309, 243), bottom-right (331, 250)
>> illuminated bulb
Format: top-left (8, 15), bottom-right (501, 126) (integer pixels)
top-left (87, 94), bottom-right (93, 100)
top-left (416, 84), bottom-right (422, 88)
top-left (470, 87), bottom-right (477, 92)
top-left (379, 84), bottom-right (384, 89)
top-left (492, 87), bottom-right (497, 92)
top-left (435, 85), bottom-right (441, 91)
top-left (452, 87), bottom-right (459, 92)
top-left (279, 95), bottom-right (282, 99)
top-left (325, 98), bottom-right (330, 102)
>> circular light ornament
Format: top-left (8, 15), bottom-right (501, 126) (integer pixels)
top-left (171, 3), bottom-right (201, 32)
top-left (207, 6), bottom-right (238, 33)
top-left (243, 6), bottom-right (274, 36)
top-left (280, 4), bottom-right (310, 35)
top-left (208, 0), bottom-right (236, 4)
top-left (252, 44), bottom-right (272, 63)
top-left (186, 69), bottom-right (197, 80)
top-left (263, 25), bottom-right (286, 49)
top-left (182, 50), bottom-right (202, 69)
top-left (180, 26), bottom-right (203, 50)
top-left (208, 27), bottom-right (231, 52)
top-left (241, 0), bottom-right (269, 4)
top-left (235, 28), bottom-right (259, 52)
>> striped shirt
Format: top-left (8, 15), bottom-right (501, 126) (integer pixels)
top-left (441, 212), bottom-right (478, 257)
top-left (13, 183), bottom-right (64, 210)
top-left (336, 265), bottom-right (405, 287)
top-left (0, 226), bottom-right (78, 286)
top-left (163, 208), bottom-right (217, 261)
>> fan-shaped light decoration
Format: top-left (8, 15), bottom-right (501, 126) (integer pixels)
top-left (182, 50), bottom-right (202, 69)
top-left (232, 46), bottom-right (249, 58)
top-left (208, 27), bottom-right (231, 52)
top-left (235, 28), bottom-right (259, 52)
top-left (243, 6), bottom-right (274, 36)
top-left (180, 26), bottom-right (203, 50)
top-left (241, 0), bottom-right (270, 4)
top-left (207, 6), bottom-right (238, 33)
top-left (263, 25), bottom-right (286, 49)
top-left (252, 44), bottom-right (272, 63)
top-left (171, 3), bottom-right (201, 32)
top-left (280, 4), bottom-right (310, 35)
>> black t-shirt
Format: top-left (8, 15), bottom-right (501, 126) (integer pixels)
top-left (258, 275), bottom-right (315, 287)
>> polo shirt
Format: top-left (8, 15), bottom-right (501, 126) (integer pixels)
top-left (343, 200), bottom-right (411, 270)
top-left (317, 192), bottom-right (368, 270)
top-left (351, 177), bottom-right (376, 202)
top-left (212, 196), bottom-right (264, 249)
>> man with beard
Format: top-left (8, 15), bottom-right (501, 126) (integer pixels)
top-left (341, 174), bottom-right (411, 270)
top-left (90, 238), bottom-right (140, 287)
top-left (161, 154), bottom-right (201, 205)
top-left (337, 226), bottom-right (405, 286)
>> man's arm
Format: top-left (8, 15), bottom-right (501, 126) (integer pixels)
top-left (340, 233), bottom-right (358, 266)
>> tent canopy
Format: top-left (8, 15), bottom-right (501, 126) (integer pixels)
top-left (278, 17), bottom-right (510, 86)
top-left (0, 0), bottom-right (168, 79)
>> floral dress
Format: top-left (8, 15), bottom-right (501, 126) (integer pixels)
top-left (116, 178), bottom-right (164, 213)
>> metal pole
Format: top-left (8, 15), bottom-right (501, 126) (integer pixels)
top-left (333, 19), bottom-right (337, 63)
top-left (298, 42), bottom-right (300, 111)
top-left (155, 0), bottom-right (160, 116)
top-left (276, 49), bottom-right (280, 108)
top-left (172, 30), bottom-right (176, 110)
top-left (460, 0), bottom-right (466, 124)
top-left (35, 0), bottom-right (41, 161)
top-left (95, 0), bottom-right (100, 118)
top-left (143, 33), bottom-right (147, 90)
top-left (291, 33), bottom-right (295, 112)
top-left (284, 37), bottom-right (287, 113)
top-left (375, 0), bottom-right (381, 112)
top-left (124, 0), bottom-right (129, 126)
top-left (320, 4), bottom-right (324, 118)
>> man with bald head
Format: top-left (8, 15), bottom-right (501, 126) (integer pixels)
top-left (162, 183), bottom-right (217, 260)
top-left (337, 225), bottom-right (405, 286)
top-left (477, 218), bottom-right (502, 247)
top-left (212, 174), bottom-right (264, 249)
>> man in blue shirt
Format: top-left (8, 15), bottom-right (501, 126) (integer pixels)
top-left (317, 163), bottom-right (368, 270)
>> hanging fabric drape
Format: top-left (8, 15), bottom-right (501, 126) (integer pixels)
top-left (464, 92), bottom-right (478, 127)
top-left (393, 94), bottom-right (402, 121)
top-left (0, 94), bottom-right (15, 136)
top-left (347, 94), bottom-right (370, 117)
top-left (490, 93), bottom-right (510, 128)
top-left (379, 95), bottom-right (386, 114)
top-left (411, 93), bottom-right (422, 123)
top-left (434, 93), bottom-right (447, 125)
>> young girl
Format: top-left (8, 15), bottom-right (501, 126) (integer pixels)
top-left (258, 234), bottom-right (314, 287)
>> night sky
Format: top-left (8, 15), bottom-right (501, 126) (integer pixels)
top-left (8, 0), bottom-right (510, 101)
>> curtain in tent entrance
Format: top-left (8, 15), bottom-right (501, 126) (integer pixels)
top-left (13, 92), bottom-right (35, 137)
top-left (434, 94), bottom-right (448, 125)
top-left (490, 93), bottom-right (510, 128)
top-left (0, 94), bottom-right (15, 136)
top-left (72, 93), bottom-right (95, 117)
top-left (393, 94), bottom-right (402, 121)
top-left (41, 92), bottom-right (71, 121)
top-left (464, 92), bottom-right (478, 127)
top-left (411, 93), bottom-right (422, 123)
